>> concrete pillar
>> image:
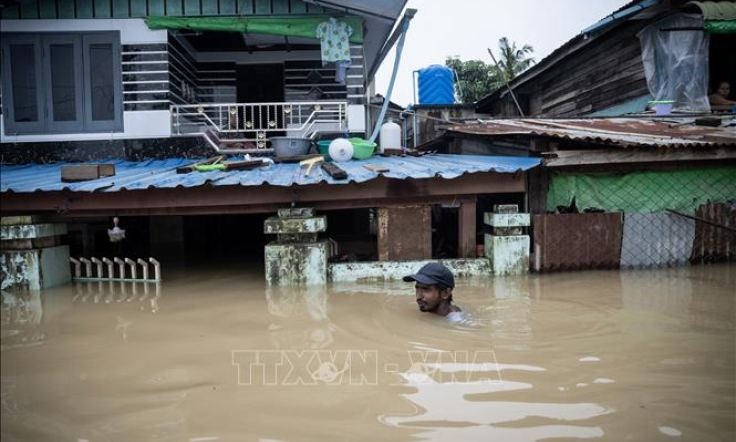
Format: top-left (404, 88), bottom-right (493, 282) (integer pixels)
top-left (264, 208), bottom-right (329, 286)
top-left (1, 216), bottom-right (71, 290)
top-left (484, 205), bottom-right (530, 276)
top-left (377, 205), bottom-right (431, 261)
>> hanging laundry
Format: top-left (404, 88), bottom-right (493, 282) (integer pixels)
top-left (316, 17), bottom-right (353, 64)
top-left (335, 60), bottom-right (351, 84)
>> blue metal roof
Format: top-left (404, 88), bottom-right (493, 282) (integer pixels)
top-left (0, 154), bottom-right (541, 194)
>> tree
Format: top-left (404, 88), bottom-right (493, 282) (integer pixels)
top-left (495, 37), bottom-right (535, 82)
top-left (445, 57), bottom-right (502, 104)
top-left (445, 38), bottom-right (535, 104)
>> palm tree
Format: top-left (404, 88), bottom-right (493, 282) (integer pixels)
top-left (495, 37), bottom-right (535, 82)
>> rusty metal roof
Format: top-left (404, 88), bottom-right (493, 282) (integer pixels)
top-left (447, 118), bottom-right (736, 148)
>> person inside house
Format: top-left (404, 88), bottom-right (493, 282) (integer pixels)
top-left (709, 81), bottom-right (736, 112)
top-left (404, 263), bottom-right (463, 321)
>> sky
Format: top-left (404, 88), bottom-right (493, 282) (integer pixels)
top-left (374, 0), bottom-right (632, 106)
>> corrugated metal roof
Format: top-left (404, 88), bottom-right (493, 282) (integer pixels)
top-left (685, 1), bottom-right (736, 20)
top-left (448, 118), bottom-right (736, 148)
top-left (0, 154), bottom-right (541, 194)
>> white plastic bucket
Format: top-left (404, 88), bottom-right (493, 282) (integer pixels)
top-left (379, 120), bottom-right (401, 153)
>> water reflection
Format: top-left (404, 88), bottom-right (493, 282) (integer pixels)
top-left (71, 281), bottom-right (162, 313)
top-left (264, 286), bottom-right (335, 349)
top-left (381, 361), bottom-right (609, 441)
top-left (487, 277), bottom-right (533, 350)
top-left (1, 287), bottom-right (72, 350)
top-left (620, 266), bottom-right (735, 331)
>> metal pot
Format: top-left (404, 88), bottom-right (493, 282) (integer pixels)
top-left (270, 137), bottom-right (312, 157)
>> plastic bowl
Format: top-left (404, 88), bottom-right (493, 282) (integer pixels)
top-left (270, 137), bottom-right (312, 157)
top-left (317, 138), bottom-right (376, 160)
top-left (348, 138), bottom-right (376, 160)
top-left (316, 140), bottom-right (334, 162)
top-left (317, 140), bottom-right (332, 155)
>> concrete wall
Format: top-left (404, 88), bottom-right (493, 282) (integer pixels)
top-left (329, 258), bottom-right (492, 282)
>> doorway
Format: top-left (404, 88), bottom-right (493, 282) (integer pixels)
top-left (236, 63), bottom-right (284, 103)
top-left (236, 63), bottom-right (285, 133)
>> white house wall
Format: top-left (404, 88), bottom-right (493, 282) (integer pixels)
top-left (1, 18), bottom-right (370, 143)
top-left (0, 18), bottom-right (171, 142)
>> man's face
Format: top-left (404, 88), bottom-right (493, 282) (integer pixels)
top-left (717, 82), bottom-right (731, 98)
top-left (415, 283), bottom-right (442, 312)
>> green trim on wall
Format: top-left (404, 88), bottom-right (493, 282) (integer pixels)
top-left (547, 167), bottom-right (736, 213)
top-left (705, 20), bottom-right (736, 34)
top-left (145, 15), bottom-right (364, 43)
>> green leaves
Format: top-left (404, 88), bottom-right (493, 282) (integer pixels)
top-left (445, 37), bottom-right (535, 104)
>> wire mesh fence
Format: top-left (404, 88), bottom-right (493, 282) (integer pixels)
top-left (534, 166), bottom-right (736, 272)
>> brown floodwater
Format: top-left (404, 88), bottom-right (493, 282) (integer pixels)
top-left (1, 264), bottom-right (735, 442)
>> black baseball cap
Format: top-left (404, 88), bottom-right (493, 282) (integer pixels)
top-left (403, 263), bottom-right (455, 289)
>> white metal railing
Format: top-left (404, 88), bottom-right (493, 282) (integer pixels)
top-left (171, 101), bottom-right (348, 148)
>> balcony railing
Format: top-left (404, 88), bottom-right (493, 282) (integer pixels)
top-left (171, 101), bottom-right (348, 148)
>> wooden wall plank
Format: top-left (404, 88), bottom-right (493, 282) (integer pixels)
top-left (149, 0), bottom-right (166, 15)
top-left (306, 2), bottom-right (322, 13)
top-left (94, 0), bottom-right (112, 17)
top-left (289, 0), bottom-right (306, 13)
top-left (20, 1), bottom-right (40, 18)
top-left (130, 0), bottom-right (147, 16)
top-left (484, 20), bottom-right (652, 118)
top-left (220, 0), bottom-right (236, 14)
top-left (201, 0), bottom-right (218, 15)
top-left (58, 0), bottom-right (76, 18)
top-left (76, 0), bottom-right (94, 17)
top-left (184, 0), bottom-right (201, 15)
top-left (255, 0), bottom-right (271, 14)
top-left (272, 0), bottom-right (289, 14)
top-left (166, 0), bottom-right (183, 15)
top-left (238, 0), bottom-right (254, 14)
top-left (0, 4), bottom-right (22, 19)
top-left (39, 0), bottom-right (56, 18)
top-left (112, 0), bottom-right (130, 17)
top-left (458, 198), bottom-right (477, 258)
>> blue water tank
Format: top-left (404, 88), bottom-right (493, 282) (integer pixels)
top-left (417, 65), bottom-right (455, 105)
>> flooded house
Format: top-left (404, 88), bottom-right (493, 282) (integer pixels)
top-left (436, 0), bottom-right (736, 271)
top-left (0, 0), bottom-right (542, 288)
top-left (1, 3), bottom-right (734, 441)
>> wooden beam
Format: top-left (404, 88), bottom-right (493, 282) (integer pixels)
top-left (545, 148), bottom-right (736, 167)
top-left (527, 166), bottom-right (549, 215)
top-left (1, 173), bottom-right (526, 216)
top-left (458, 197), bottom-right (477, 258)
top-left (40, 195), bottom-right (483, 218)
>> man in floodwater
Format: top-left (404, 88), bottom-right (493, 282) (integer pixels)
top-left (404, 263), bottom-right (462, 318)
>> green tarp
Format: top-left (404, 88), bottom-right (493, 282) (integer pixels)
top-left (705, 20), bottom-right (736, 34)
top-left (547, 167), bottom-right (736, 213)
top-left (145, 16), bottom-right (363, 43)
